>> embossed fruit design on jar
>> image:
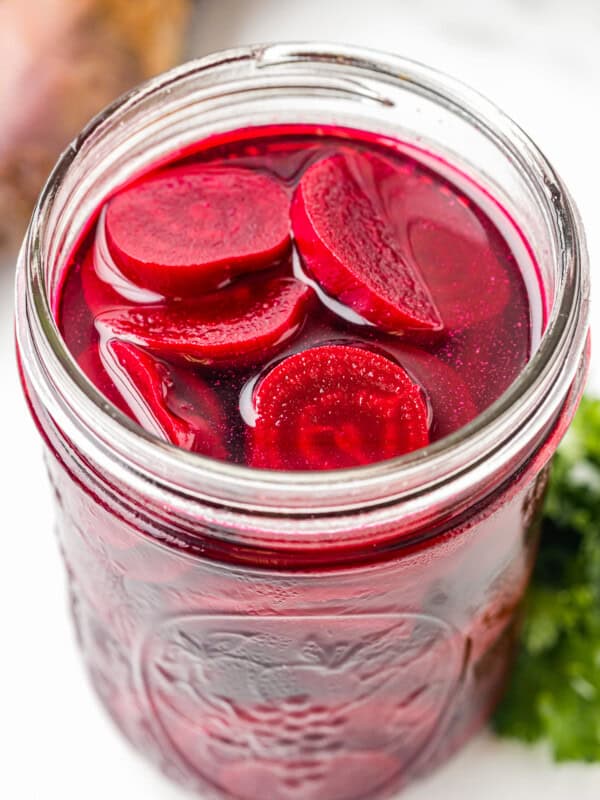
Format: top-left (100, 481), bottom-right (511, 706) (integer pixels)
top-left (16, 46), bottom-right (589, 800)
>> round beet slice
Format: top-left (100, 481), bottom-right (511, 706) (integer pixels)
top-left (292, 150), bottom-right (443, 333)
top-left (396, 174), bottom-right (513, 330)
top-left (105, 164), bottom-right (291, 296)
top-left (100, 339), bottom-right (227, 458)
top-left (81, 255), bottom-right (122, 316)
top-left (389, 344), bottom-right (478, 441)
top-left (94, 277), bottom-right (313, 367)
top-left (438, 306), bottom-right (530, 414)
top-left (77, 343), bottom-right (130, 416)
top-left (292, 149), bottom-right (512, 332)
top-left (248, 345), bottom-right (429, 470)
top-left (81, 213), bottom-right (166, 318)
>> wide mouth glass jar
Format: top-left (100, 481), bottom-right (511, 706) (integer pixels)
top-left (16, 44), bottom-right (589, 800)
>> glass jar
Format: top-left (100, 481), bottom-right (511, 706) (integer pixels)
top-left (16, 44), bottom-right (590, 800)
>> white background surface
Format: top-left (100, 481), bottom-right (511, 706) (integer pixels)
top-left (2, 1), bottom-right (600, 798)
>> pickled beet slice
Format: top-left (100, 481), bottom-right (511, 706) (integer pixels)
top-left (100, 339), bottom-right (227, 457)
top-left (105, 165), bottom-right (291, 296)
top-left (292, 150), bottom-right (443, 333)
top-left (81, 254), bottom-right (122, 315)
top-left (81, 216), bottom-right (166, 318)
top-left (249, 345), bottom-right (429, 470)
top-left (389, 344), bottom-right (478, 441)
top-left (292, 149), bottom-right (511, 331)
top-left (440, 314), bottom-right (530, 413)
top-left (95, 277), bottom-right (313, 367)
top-left (397, 176), bottom-right (512, 330)
top-left (77, 343), bottom-right (130, 416)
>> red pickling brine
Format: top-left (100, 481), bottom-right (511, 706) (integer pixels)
top-left (57, 126), bottom-right (532, 471)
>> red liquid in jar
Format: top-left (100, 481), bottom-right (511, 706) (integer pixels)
top-left (57, 126), bottom-right (536, 469)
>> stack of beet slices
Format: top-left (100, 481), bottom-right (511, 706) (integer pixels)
top-left (65, 142), bottom-right (519, 470)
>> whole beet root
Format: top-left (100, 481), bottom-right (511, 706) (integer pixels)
top-left (0, 0), bottom-right (190, 251)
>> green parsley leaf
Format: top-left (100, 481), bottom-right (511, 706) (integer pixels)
top-left (494, 396), bottom-right (600, 760)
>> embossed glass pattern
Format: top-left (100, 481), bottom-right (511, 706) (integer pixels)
top-left (48, 457), bottom-right (548, 799)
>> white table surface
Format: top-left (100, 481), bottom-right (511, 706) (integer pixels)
top-left (2, 1), bottom-right (600, 798)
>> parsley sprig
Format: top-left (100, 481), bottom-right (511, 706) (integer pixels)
top-left (494, 396), bottom-right (600, 760)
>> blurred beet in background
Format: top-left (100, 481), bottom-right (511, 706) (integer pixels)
top-left (0, 0), bottom-right (191, 251)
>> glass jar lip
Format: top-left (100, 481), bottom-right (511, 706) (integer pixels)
top-left (18, 42), bottom-right (590, 515)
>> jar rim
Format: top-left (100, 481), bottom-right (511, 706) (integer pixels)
top-left (17, 42), bottom-right (590, 517)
